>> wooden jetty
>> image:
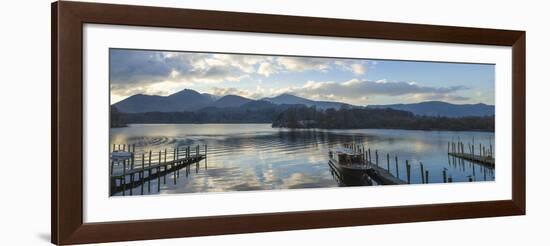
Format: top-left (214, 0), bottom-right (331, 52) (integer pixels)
top-left (447, 139), bottom-right (495, 168)
top-left (109, 144), bottom-right (207, 196)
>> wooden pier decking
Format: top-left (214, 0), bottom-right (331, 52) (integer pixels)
top-left (109, 144), bottom-right (207, 196)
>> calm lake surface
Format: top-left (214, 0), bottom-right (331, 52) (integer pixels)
top-left (110, 124), bottom-right (495, 195)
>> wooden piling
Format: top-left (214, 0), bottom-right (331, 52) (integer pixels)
top-left (157, 151), bottom-right (161, 192)
top-left (375, 150), bottom-right (379, 166)
top-left (140, 153), bottom-right (144, 195)
top-left (443, 169), bottom-right (447, 183)
top-left (163, 149), bottom-right (167, 184)
top-left (122, 159), bottom-right (126, 196)
top-left (448, 177), bottom-right (453, 183)
top-left (147, 150), bottom-right (152, 193)
top-left (420, 162), bottom-right (425, 184)
top-left (406, 160), bottom-right (411, 184)
top-left (425, 170), bottom-right (429, 183)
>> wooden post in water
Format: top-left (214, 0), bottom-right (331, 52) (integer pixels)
top-left (140, 153), bottom-right (144, 195)
top-left (479, 144), bottom-right (482, 156)
top-left (375, 150), bottom-right (379, 166)
top-left (468, 176), bottom-right (473, 182)
top-left (130, 152), bottom-right (135, 170)
top-left (122, 160), bottom-right (126, 196)
top-left (395, 156), bottom-right (399, 178)
top-left (447, 142), bottom-right (450, 154)
top-left (163, 149), bottom-right (167, 184)
top-left (425, 170), bottom-right (429, 183)
top-left (386, 153), bottom-right (390, 171)
top-left (443, 169), bottom-right (447, 183)
top-left (448, 177), bottom-right (453, 183)
top-left (157, 151), bottom-right (161, 193)
top-left (148, 150), bottom-right (152, 193)
top-left (420, 162), bottom-right (425, 184)
top-left (129, 172), bottom-right (133, 196)
top-left (406, 160), bottom-right (411, 184)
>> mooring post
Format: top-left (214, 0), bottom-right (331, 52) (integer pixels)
top-left (420, 162), bottom-right (425, 184)
top-left (157, 151), bottom-right (161, 193)
top-left (163, 149), bottom-right (167, 184)
top-left (129, 172), bottom-right (133, 196)
top-left (140, 153), bottom-right (144, 195)
top-left (447, 142), bottom-right (450, 154)
top-left (406, 160), bottom-right (411, 184)
top-left (448, 177), bottom-right (453, 183)
top-left (130, 151), bottom-right (135, 170)
top-left (479, 144), bottom-right (482, 156)
top-left (425, 170), bottom-right (429, 183)
top-left (148, 150), bottom-right (152, 193)
top-left (468, 176), bottom-right (473, 182)
top-left (395, 156), bottom-right (399, 178)
top-left (386, 153), bottom-right (390, 171)
top-left (122, 160), bottom-right (126, 196)
top-left (443, 169), bottom-right (447, 183)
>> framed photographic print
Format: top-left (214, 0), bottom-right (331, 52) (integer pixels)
top-left (52, 1), bottom-right (525, 245)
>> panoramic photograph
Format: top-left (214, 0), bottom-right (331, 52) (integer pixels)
top-left (108, 48), bottom-right (495, 196)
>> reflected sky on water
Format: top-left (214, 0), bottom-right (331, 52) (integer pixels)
top-left (110, 124), bottom-right (495, 195)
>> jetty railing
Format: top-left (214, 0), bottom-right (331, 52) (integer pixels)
top-left (109, 144), bottom-right (207, 196)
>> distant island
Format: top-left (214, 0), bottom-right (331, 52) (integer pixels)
top-left (110, 89), bottom-right (495, 131)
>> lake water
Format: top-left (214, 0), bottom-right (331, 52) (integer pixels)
top-left (110, 124), bottom-right (495, 195)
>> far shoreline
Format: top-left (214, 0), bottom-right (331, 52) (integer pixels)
top-left (110, 123), bottom-right (495, 133)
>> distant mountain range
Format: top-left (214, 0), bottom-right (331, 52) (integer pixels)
top-left (367, 101), bottom-right (494, 117)
top-left (113, 89), bottom-right (494, 118)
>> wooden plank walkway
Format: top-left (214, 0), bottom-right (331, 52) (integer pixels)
top-left (366, 164), bottom-right (407, 185)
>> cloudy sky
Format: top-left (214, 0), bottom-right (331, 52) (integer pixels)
top-left (110, 49), bottom-right (495, 105)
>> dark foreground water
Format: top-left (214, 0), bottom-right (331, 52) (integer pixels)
top-left (110, 124), bottom-right (495, 195)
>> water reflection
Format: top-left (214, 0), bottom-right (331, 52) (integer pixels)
top-left (110, 124), bottom-right (495, 195)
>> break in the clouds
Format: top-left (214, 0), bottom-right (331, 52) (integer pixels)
top-left (110, 49), bottom-right (494, 105)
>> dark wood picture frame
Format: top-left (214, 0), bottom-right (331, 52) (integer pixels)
top-left (52, 1), bottom-right (525, 245)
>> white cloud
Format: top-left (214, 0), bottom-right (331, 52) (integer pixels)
top-left (351, 63), bottom-right (366, 75)
top-left (257, 62), bottom-right (279, 77)
top-left (279, 79), bottom-right (469, 104)
top-left (276, 57), bottom-right (330, 72)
